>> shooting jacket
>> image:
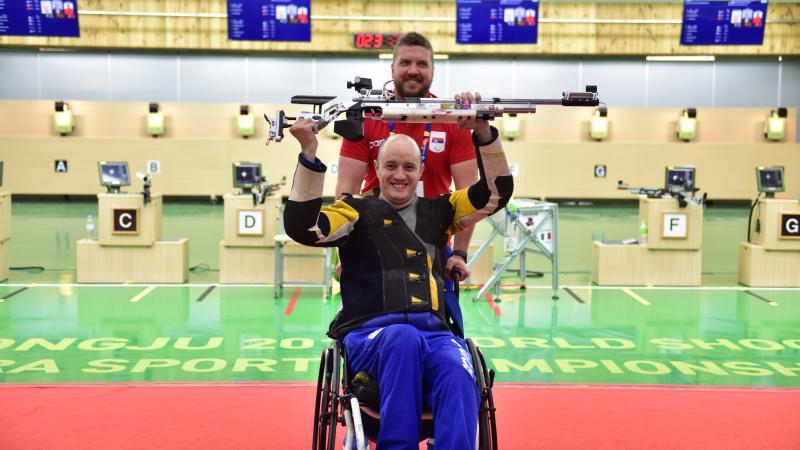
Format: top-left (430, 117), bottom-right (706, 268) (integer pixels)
top-left (283, 126), bottom-right (512, 339)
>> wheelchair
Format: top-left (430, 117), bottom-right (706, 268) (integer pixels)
top-left (312, 336), bottom-right (498, 450)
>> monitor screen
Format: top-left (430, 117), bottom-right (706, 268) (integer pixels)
top-left (233, 162), bottom-right (262, 188)
top-left (227, 0), bottom-right (311, 42)
top-left (98, 162), bottom-right (131, 187)
top-left (456, 0), bottom-right (539, 45)
top-left (680, 0), bottom-right (768, 46)
top-left (0, 0), bottom-right (80, 37)
top-left (665, 166), bottom-right (696, 193)
top-left (756, 166), bottom-right (784, 192)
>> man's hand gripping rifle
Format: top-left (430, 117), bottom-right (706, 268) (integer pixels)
top-left (264, 76), bottom-right (601, 144)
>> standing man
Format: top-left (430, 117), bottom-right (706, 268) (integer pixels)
top-left (335, 32), bottom-right (479, 281)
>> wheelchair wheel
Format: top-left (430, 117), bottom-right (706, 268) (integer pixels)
top-left (326, 341), bottom-right (342, 450)
top-left (312, 347), bottom-right (331, 450)
top-left (313, 344), bottom-right (342, 450)
top-left (467, 338), bottom-right (498, 450)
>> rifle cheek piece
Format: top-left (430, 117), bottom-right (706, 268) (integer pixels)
top-left (333, 106), bottom-right (365, 141)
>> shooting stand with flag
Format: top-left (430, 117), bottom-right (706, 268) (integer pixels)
top-left (468, 198), bottom-right (560, 301)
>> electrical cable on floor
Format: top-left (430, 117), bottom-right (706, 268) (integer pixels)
top-left (189, 264), bottom-right (217, 273)
top-left (10, 266), bottom-right (45, 272)
top-left (746, 192), bottom-right (762, 243)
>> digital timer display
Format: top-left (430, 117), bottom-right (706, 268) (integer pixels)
top-left (353, 33), bottom-right (402, 49)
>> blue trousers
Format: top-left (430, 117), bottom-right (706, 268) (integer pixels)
top-left (344, 322), bottom-right (480, 450)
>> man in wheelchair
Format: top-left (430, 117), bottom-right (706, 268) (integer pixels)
top-left (284, 91), bottom-right (512, 450)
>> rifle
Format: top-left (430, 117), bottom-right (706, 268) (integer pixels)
top-left (251, 176), bottom-right (287, 207)
top-left (264, 76), bottom-right (600, 144)
top-left (617, 180), bottom-right (709, 209)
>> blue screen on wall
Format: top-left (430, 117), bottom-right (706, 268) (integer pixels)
top-left (0, 0), bottom-right (80, 37)
top-left (457, 0), bottom-right (539, 45)
top-left (227, 0), bottom-right (310, 42)
top-left (681, 0), bottom-right (768, 45)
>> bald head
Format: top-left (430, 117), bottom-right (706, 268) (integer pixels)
top-left (376, 134), bottom-right (421, 167)
top-left (375, 133), bottom-right (424, 209)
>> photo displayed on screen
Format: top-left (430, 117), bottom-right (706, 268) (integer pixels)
top-left (100, 163), bottom-right (130, 187)
top-left (680, 0), bottom-right (768, 45)
top-left (227, 0), bottom-right (311, 41)
top-left (0, 0), bottom-right (80, 37)
top-left (666, 168), bottom-right (695, 192)
top-left (457, 0), bottom-right (539, 44)
top-left (233, 163), bottom-right (262, 188)
top-left (757, 167), bottom-right (784, 192)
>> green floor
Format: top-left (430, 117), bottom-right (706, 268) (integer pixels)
top-left (1, 201), bottom-right (798, 387)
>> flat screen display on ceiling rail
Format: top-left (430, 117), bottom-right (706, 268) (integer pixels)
top-left (680, 0), bottom-right (768, 45)
top-left (0, 0), bottom-right (80, 37)
top-left (456, 0), bottom-right (539, 45)
top-left (227, 0), bottom-right (310, 42)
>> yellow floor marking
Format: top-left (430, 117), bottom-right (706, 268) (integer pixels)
top-left (622, 288), bottom-right (651, 306)
top-left (130, 286), bottom-right (157, 303)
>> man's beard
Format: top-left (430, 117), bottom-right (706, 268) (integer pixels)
top-left (393, 76), bottom-right (431, 99)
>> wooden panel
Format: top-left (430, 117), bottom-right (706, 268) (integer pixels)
top-left (738, 242), bottom-right (800, 287)
top-left (1, 101), bottom-right (794, 143)
top-left (1, 139), bottom-right (798, 200)
top-left (282, 242), bottom-right (327, 284)
top-left (468, 242), bottom-right (494, 286)
top-left (592, 241), bottom-right (702, 286)
top-left (76, 238), bottom-right (189, 283)
top-left (521, 107), bottom-right (798, 144)
top-left (750, 198), bottom-right (800, 250)
top-left (0, 101), bottom-right (797, 199)
top-left (639, 197), bottom-right (703, 250)
top-left (0, 100), bottom-right (281, 139)
top-left (98, 193), bottom-right (162, 246)
top-left (218, 242), bottom-right (326, 284)
top-left (0, 192), bottom-right (10, 242)
top-left (218, 242), bottom-right (275, 284)
top-left (0, 1), bottom-right (797, 55)
top-left (0, 238), bottom-right (8, 282)
top-left (0, 192), bottom-right (9, 281)
top-left (223, 194), bottom-right (281, 247)
top-left (518, 142), bottom-right (800, 200)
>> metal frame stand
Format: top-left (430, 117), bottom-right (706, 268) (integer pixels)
top-left (274, 235), bottom-right (334, 299)
top-left (469, 201), bottom-right (559, 301)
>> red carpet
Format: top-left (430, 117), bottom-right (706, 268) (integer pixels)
top-left (1, 383), bottom-right (798, 449)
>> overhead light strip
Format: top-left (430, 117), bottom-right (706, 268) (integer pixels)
top-left (379, 54), bottom-right (449, 60)
top-left (646, 55), bottom-right (716, 62)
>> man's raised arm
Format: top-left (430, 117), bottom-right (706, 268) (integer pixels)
top-left (445, 92), bottom-right (513, 234)
top-left (283, 119), bottom-right (359, 247)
